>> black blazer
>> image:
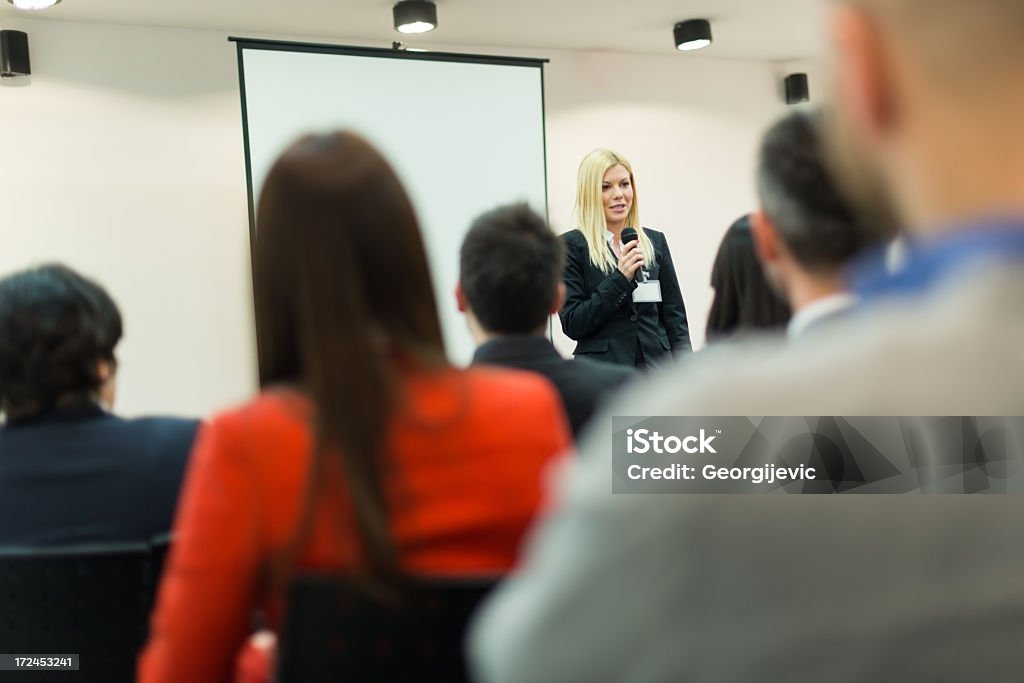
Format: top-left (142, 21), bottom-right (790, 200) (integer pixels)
top-left (472, 336), bottom-right (636, 439)
top-left (0, 401), bottom-right (198, 546)
top-left (560, 228), bottom-right (691, 367)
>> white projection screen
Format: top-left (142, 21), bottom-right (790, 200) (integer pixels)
top-left (234, 39), bottom-right (548, 365)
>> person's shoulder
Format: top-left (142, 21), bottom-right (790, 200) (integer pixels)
top-left (186, 390), bottom-right (311, 465)
top-left (560, 229), bottom-right (588, 247)
top-left (81, 415), bottom-right (196, 491)
top-left (643, 227), bottom-right (668, 244)
top-left (459, 367), bottom-right (570, 453)
top-left (464, 365), bottom-right (558, 398)
top-left (211, 390), bottom-right (308, 439)
top-left (566, 356), bottom-right (636, 386)
top-left (462, 366), bottom-right (564, 421)
top-left (124, 415), bottom-right (199, 438)
top-left (111, 414), bottom-right (199, 460)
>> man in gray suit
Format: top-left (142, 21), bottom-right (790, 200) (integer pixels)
top-left (470, 0), bottom-right (1024, 681)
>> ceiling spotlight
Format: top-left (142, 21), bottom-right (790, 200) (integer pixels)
top-left (674, 19), bottom-right (712, 52)
top-left (394, 0), bottom-right (437, 34)
top-left (6, 0), bottom-right (61, 9)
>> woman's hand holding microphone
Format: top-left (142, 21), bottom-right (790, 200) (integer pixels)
top-left (617, 235), bottom-right (644, 281)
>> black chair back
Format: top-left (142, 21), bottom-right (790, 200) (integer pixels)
top-left (276, 575), bottom-right (498, 683)
top-left (0, 538), bottom-right (168, 683)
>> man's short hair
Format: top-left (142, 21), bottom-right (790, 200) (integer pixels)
top-left (757, 109), bottom-right (874, 273)
top-left (459, 203), bottom-right (564, 335)
top-left (0, 264), bottom-right (122, 418)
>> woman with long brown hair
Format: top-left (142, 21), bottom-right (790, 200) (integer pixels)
top-left (139, 132), bottom-right (570, 683)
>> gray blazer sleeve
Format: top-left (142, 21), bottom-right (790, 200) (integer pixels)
top-left (467, 459), bottom-right (694, 683)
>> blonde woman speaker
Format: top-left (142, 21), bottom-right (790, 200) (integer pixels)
top-left (559, 149), bottom-right (691, 368)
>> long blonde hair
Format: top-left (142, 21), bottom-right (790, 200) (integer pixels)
top-left (574, 149), bottom-right (656, 274)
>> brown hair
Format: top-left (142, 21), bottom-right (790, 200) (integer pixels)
top-left (254, 132), bottom-right (447, 589)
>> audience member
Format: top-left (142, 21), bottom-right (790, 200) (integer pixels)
top-left (457, 203), bottom-right (636, 439)
top-left (751, 109), bottom-right (875, 338)
top-left (705, 215), bottom-right (791, 343)
top-left (470, 0), bottom-right (1024, 680)
top-left (139, 133), bottom-right (571, 683)
top-left (0, 264), bottom-right (196, 545)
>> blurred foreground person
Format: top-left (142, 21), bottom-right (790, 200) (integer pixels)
top-left (470, 1), bottom-right (1024, 681)
top-left (140, 133), bottom-right (570, 683)
top-left (0, 264), bottom-right (196, 545)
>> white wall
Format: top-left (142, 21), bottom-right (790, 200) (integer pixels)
top-left (0, 17), bottom-right (803, 418)
top-left (0, 19), bottom-right (255, 419)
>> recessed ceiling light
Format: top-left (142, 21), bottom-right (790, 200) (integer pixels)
top-left (6, 0), bottom-right (61, 9)
top-left (674, 19), bottom-right (713, 52)
top-left (394, 1), bottom-right (438, 35)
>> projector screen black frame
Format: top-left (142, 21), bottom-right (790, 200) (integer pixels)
top-left (229, 36), bottom-right (550, 271)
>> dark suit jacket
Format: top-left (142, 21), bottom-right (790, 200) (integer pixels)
top-left (472, 335), bottom-right (636, 439)
top-left (0, 401), bottom-right (198, 546)
top-left (560, 228), bottom-right (691, 367)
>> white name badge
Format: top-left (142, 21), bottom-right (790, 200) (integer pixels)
top-left (633, 280), bottom-right (663, 303)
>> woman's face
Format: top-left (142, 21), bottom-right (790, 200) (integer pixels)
top-left (602, 164), bottom-right (633, 230)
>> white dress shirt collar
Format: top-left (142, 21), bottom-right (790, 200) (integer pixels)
top-left (787, 292), bottom-right (858, 338)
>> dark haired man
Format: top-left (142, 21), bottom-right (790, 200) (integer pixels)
top-left (0, 264), bottom-right (197, 545)
top-left (751, 109), bottom-right (875, 337)
top-left (457, 204), bottom-right (635, 439)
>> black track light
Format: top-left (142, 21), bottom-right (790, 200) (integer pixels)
top-left (394, 0), bottom-right (438, 34)
top-left (674, 19), bottom-right (712, 52)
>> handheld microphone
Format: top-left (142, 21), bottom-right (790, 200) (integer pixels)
top-left (620, 228), bottom-right (648, 283)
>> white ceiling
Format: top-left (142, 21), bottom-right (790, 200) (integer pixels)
top-left (0, 0), bottom-right (829, 62)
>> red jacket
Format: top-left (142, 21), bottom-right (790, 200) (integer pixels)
top-left (139, 366), bottom-right (571, 683)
